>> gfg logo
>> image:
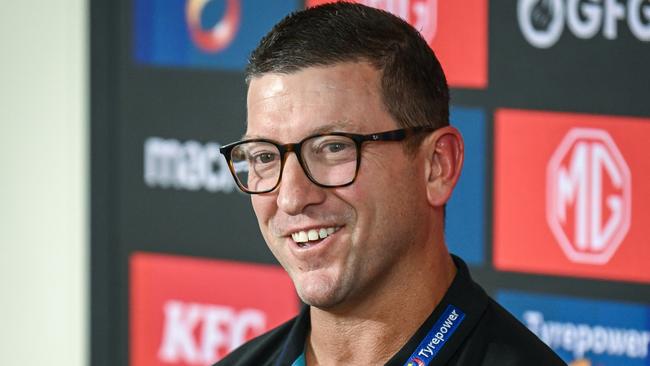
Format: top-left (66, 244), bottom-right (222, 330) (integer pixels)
top-left (546, 128), bottom-right (631, 264)
top-left (518, 0), bottom-right (650, 48)
top-left (186, 0), bottom-right (240, 52)
top-left (359, 0), bottom-right (438, 41)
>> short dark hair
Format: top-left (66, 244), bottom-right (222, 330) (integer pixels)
top-left (246, 2), bottom-right (450, 151)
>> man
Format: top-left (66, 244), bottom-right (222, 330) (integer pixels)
top-left (217, 3), bottom-right (565, 365)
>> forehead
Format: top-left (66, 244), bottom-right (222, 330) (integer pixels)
top-left (245, 62), bottom-right (396, 140)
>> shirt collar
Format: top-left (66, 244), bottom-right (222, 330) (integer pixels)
top-left (276, 255), bottom-right (489, 366)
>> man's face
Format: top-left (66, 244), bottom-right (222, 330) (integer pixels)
top-left (246, 62), bottom-right (429, 309)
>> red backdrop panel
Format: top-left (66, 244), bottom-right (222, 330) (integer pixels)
top-left (306, 0), bottom-right (487, 88)
top-left (493, 109), bottom-right (650, 283)
top-left (130, 252), bottom-right (299, 366)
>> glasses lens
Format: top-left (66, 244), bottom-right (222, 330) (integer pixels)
top-left (230, 141), bottom-right (281, 192)
top-left (302, 135), bottom-right (358, 186)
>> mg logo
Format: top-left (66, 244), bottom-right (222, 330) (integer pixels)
top-left (546, 128), bottom-right (631, 264)
top-left (358, 0), bottom-right (438, 41)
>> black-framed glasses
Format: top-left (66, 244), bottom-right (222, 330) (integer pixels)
top-left (219, 127), bottom-right (434, 194)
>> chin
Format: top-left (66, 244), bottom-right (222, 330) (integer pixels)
top-left (294, 272), bottom-right (347, 309)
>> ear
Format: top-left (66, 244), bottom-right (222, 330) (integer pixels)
top-left (422, 126), bottom-right (464, 207)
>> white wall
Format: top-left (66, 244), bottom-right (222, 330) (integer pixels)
top-left (0, 1), bottom-right (87, 365)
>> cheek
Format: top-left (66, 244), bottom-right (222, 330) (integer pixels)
top-left (346, 163), bottom-right (422, 228)
top-left (251, 195), bottom-right (276, 229)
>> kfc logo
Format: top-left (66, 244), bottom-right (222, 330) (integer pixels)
top-left (130, 253), bottom-right (299, 365)
top-left (186, 0), bottom-right (241, 53)
top-left (158, 300), bottom-right (266, 364)
top-left (546, 128), bottom-right (631, 264)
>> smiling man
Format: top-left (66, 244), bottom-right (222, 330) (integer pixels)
top-left (217, 3), bottom-right (565, 366)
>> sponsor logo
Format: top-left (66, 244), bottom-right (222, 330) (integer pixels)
top-left (408, 357), bottom-right (426, 366)
top-left (493, 109), bottom-right (650, 283)
top-left (186, 0), bottom-right (241, 53)
top-left (357, 0), bottom-right (438, 41)
top-left (546, 128), bottom-right (631, 264)
top-left (407, 305), bottom-right (465, 365)
top-left (523, 310), bottom-right (650, 360)
top-left (134, 1), bottom-right (299, 69)
top-left (144, 137), bottom-right (237, 193)
top-left (306, 0), bottom-right (488, 88)
top-left (130, 253), bottom-right (299, 365)
top-left (158, 300), bottom-right (265, 364)
top-left (518, 0), bottom-right (650, 48)
top-left (498, 290), bottom-right (650, 365)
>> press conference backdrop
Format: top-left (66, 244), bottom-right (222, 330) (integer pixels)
top-left (91, 1), bottom-right (650, 365)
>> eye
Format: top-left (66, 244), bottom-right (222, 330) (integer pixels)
top-left (252, 151), bottom-right (278, 164)
top-left (325, 142), bottom-right (349, 153)
top-left (314, 138), bottom-right (354, 154)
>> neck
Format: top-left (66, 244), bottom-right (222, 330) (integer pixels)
top-left (305, 240), bottom-right (456, 365)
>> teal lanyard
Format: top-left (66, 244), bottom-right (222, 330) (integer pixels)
top-left (291, 352), bottom-right (306, 366)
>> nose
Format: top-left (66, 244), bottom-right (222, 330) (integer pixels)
top-left (276, 154), bottom-right (326, 215)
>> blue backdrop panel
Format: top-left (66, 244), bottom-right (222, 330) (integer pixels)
top-left (134, 0), bottom-right (300, 69)
top-left (446, 107), bottom-right (487, 265)
top-left (497, 289), bottom-right (650, 365)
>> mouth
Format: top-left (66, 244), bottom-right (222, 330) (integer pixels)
top-left (290, 226), bottom-right (341, 248)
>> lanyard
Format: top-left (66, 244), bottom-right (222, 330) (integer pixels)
top-left (291, 353), bottom-right (306, 366)
top-left (403, 304), bottom-right (465, 366)
top-left (291, 304), bottom-right (465, 366)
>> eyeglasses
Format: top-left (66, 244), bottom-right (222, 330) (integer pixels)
top-left (219, 127), bottom-right (434, 194)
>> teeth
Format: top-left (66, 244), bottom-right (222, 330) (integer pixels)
top-left (290, 227), bottom-right (339, 244)
top-left (308, 230), bottom-right (319, 241)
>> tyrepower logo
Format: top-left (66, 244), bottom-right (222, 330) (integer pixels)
top-left (494, 109), bottom-right (650, 283)
top-left (130, 252), bottom-right (299, 365)
top-left (497, 290), bottom-right (650, 365)
top-left (518, 0), bottom-right (650, 48)
top-left (306, 0), bottom-right (488, 88)
top-left (547, 128), bottom-right (631, 264)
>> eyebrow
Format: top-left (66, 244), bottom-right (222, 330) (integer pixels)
top-left (242, 120), bottom-right (360, 140)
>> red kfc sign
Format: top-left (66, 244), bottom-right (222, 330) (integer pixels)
top-left (493, 109), bottom-right (650, 283)
top-left (130, 252), bottom-right (299, 366)
top-left (306, 0), bottom-right (487, 88)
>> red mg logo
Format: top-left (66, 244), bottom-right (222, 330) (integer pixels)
top-left (546, 128), bottom-right (631, 264)
top-left (359, 0), bottom-right (438, 41)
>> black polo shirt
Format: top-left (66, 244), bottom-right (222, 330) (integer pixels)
top-left (215, 256), bottom-right (566, 365)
